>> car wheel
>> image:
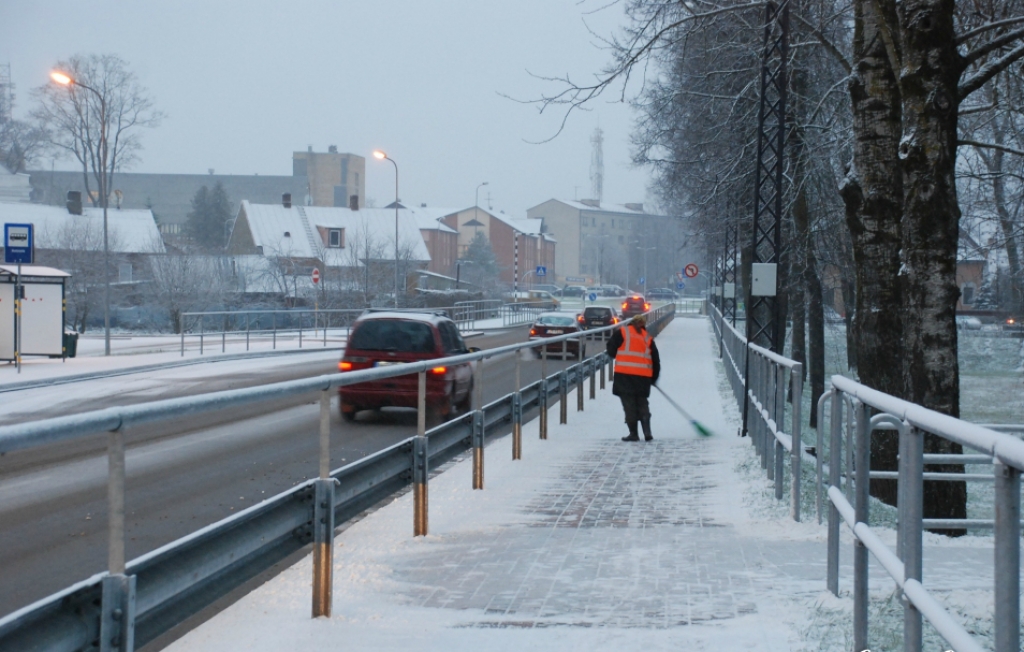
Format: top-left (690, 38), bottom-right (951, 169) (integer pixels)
top-left (340, 405), bottom-right (358, 423)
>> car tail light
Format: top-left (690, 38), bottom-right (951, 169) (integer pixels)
top-left (339, 361), bottom-right (352, 371)
top-left (431, 366), bottom-right (447, 374)
top-left (530, 328), bottom-right (536, 336)
top-left (622, 303), bottom-right (628, 310)
top-left (644, 303), bottom-right (650, 310)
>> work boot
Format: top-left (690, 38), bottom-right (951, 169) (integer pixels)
top-left (641, 418), bottom-right (653, 442)
top-left (621, 423), bottom-right (640, 442)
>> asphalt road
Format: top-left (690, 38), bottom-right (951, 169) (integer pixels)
top-left (0, 326), bottom-right (588, 621)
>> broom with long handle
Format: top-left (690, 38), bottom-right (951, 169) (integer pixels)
top-left (653, 385), bottom-right (713, 437)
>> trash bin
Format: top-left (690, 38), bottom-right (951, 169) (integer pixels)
top-left (63, 330), bottom-right (79, 358)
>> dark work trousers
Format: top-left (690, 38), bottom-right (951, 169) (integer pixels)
top-left (619, 392), bottom-right (651, 431)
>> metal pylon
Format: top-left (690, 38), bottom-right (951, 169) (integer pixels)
top-left (747, 0), bottom-right (788, 352)
top-left (723, 223), bottom-right (738, 326)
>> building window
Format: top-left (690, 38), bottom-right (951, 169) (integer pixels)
top-left (118, 264), bottom-right (132, 283)
top-left (618, 235), bottom-right (624, 244)
top-left (961, 283), bottom-right (976, 306)
top-left (329, 229), bottom-right (344, 248)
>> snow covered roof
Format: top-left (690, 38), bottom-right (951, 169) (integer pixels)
top-left (0, 202), bottom-right (163, 253)
top-left (474, 208), bottom-right (554, 240)
top-left (0, 163), bottom-right (32, 203)
top-left (238, 201), bottom-right (432, 267)
top-left (552, 199), bottom-right (650, 215)
top-left (0, 264), bottom-right (71, 278)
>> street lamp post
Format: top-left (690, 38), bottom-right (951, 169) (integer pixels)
top-left (373, 150), bottom-right (400, 308)
top-left (52, 71), bottom-right (112, 356)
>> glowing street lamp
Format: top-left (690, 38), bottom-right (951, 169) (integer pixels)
top-left (52, 70), bottom-right (113, 356)
top-left (373, 150), bottom-right (400, 308)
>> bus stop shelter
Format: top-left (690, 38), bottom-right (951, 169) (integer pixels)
top-left (0, 264), bottom-right (71, 361)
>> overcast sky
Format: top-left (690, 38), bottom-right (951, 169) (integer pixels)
top-left (0, 0), bottom-right (652, 216)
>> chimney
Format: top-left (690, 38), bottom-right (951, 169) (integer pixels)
top-left (282, 193), bottom-right (292, 208)
top-left (66, 190), bottom-right (82, 215)
top-left (349, 194), bottom-right (359, 211)
top-left (580, 198), bottom-right (600, 208)
top-left (420, 203), bottom-right (427, 208)
top-left (307, 145), bottom-right (313, 153)
top-left (328, 145), bottom-right (338, 153)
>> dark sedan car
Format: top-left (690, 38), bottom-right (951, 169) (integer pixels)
top-left (646, 287), bottom-right (679, 300)
top-left (621, 295), bottom-right (650, 319)
top-left (529, 312), bottom-right (585, 359)
top-left (579, 305), bottom-right (619, 329)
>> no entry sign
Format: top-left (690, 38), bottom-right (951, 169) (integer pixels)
top-left (311, 268), bottom-right (320, 284)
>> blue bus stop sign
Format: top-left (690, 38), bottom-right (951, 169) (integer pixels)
top-left (4, 223), bottom-right (33, 264)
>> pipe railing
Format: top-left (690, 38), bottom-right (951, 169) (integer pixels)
top-left (0, 304), bottom-right (675, 651)
top-left (822, 375), bottom-right (1023, 652)
top-left (710, 304), bottom-right (803, 521)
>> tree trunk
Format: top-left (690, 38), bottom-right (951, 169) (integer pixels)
top-left (985, 97), bottom-right (1024, 313)
top-left (844, 0), bottom-right (905, 507)
top-left (897, 0), bottom-right (966, 531)
top-left (807, 242), bottom-right (826, 430)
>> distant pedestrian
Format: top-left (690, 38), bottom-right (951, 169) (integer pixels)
top-left (606, 314), bottom-right (660, 441)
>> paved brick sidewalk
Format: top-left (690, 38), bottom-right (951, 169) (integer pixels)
top-left (166, 318), bottom-right (1000, 652)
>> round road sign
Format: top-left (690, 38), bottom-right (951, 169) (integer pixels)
top-left (684, 263), bottom-right (699, 278)
top-left (311, 268), bottom-right (321, 284)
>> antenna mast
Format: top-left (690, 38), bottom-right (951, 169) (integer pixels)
top-left (589, 126), bottom-right (604, 202)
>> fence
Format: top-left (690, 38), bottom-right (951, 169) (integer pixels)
top-left (178, 300), bottom-right (558, 356)
top-left (0, 305), bottom-right (674, 652)
top-left (711, 301), bottom-right (1024, 652)
top-left (820, 376), bottom-right (1022, 652)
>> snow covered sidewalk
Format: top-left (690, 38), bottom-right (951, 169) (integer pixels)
top-left (162, 317), bottom-right (1001, 651)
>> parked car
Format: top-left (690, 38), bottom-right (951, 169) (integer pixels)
top-left (562, 285), bottom-right (587, 298)
top-left (529, 312), bottom-right (585, 359)
top-left (504, 290), bottom-right (560, 310)
top-left (646, 287), bottom-right (678, 300)
top-left (579, 305), bottom-right (619, 330)
top-left (599, 284), bottom-right (627, 297)
top-left (955, 315), bottom-right (982, 330)
top-left (532, 284), bottom-right (562, 296)
top-left (620, 294), bottom-right (650, 319)
top-left (338, 311), bottom-right (478, 423)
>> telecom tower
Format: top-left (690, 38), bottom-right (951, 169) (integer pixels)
top-left (0, 64), bottom-right (13, 124)
top-left (589, 126), bottom-right (604, 202)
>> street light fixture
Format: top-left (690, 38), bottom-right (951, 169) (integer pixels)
top-left (373, 150), bottom-right (400, 308)
top-left (52, 70), bottom-right (113, 356)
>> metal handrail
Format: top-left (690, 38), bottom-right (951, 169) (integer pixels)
top-left (0, 304), bottom-right (676, 650)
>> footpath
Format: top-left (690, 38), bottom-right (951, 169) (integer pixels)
top-left (160, 317), bottom-right (1001, 651)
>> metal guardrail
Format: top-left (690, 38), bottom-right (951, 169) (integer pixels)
top-left (710, 304), bottom-right (803, 520)
top-left (0, 304), bottom-right (675, 651)
top-left (820, 376), bottom-right (1023, 652)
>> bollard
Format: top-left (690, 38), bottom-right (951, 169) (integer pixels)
top-left (540, 346), bottom-right (548, 439)
top-left (312, 391), bottom-right (334, 617)
top-left (559, 369), bottom-right (568, 425)
top-left (512, 350), bottom-right (522, 460)
top-left (413, 371), bottom-right (428, 536)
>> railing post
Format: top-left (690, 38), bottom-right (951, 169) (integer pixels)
top-left (589, 356), bottom-right (596, 399)
top-left (774, 363), bottom-right (784, 500)
top-left (512, 349), bottom-right (522, 460)
top-left (559, 368), bottom-right (568, 425)
top-left (414, 371), bottom-right (428, 536)
top-left (827, 388), bottom-right (842, 596)
top-left (576, 359), bottom-right (584, 412)
top-left (272, 313), bottom-right (277, 350)
top-left (540, 346), bottom-right (548, 439)
top-left (312, 391), bottom-right (334, 617)
top-left (791, 363), bottom-right (802, 522)
top-left (994, 460), bottom-right (1021, 652)
top-left (246, 313), bottom-right (250, 351)
top-left (853, 400), bottom-right (871, 652)
top-left (101, 425), bottom-right (136, 652)
top-left (901, 425), bottom-right (923, 652)
top-left (600, 353), bottom-right (606, 389)
top-left (472, 408), bottom-right (484, 489)
top-left (764, 357), bottom-right (773, 473)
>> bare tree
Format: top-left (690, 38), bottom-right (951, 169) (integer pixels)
top-left (148, 249), bottom-right (228, 333)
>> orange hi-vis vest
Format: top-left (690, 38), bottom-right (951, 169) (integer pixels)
top-left (615, 326), bottom-right (653, 377)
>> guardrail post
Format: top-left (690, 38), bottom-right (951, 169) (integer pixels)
top-left (102, 424), bottom-right (136, 652)
top-left (827, 388), bottom-right (842, 595)
top-left (600, 354), bottom-right (606, 389)
top-left (472, 409), bottom-right (485, 489)
top-left (246, 313), bottom-right (250, 351)
top-left (312, 390), bottom-right (334, 617)
top-left (791, 363), bottom-right (802, 522)
top-left (994, 460), bottom-right (1021, 652)
top-left (589, 357), bottom-right (596, 399)
top-left (540, 346), bottom-right (548, 439)
top-left (576, 360), bottom-right (584, 412)
top-left (853, 400), bottom-right (871, 652)
top-left (559, 369), bottom-right (568, 425)
top-left (901, 425), bottom-right (923, 652)
top-left (512, 349), bottom-right (522, 460)
top-left (414, 371), bottom-right (428, 536)
top-left (100, 574), bottom-right (136, 652)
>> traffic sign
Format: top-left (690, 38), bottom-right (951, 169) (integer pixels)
top-left (535, 265), bottom-right (547, 277)
top-left (311, 268), bottom-right (320, 284)
top-left (638, 277), bottom-right (645, 285)
top-left (684, 263), bottom-right (699, 278)
top-left (676, 281), bottom-right (685, 290)
top-left (565, 276), bottom-right (586, 283)
top-left (588, 293), bottom-right (598, 302)
top-left (4, 223), bottom-right (33, 265)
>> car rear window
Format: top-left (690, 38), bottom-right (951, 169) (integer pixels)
top-left (584, 307), bottom-right (612, 317)
top-left (349, 320), bottom-right (436, 353)
top-left (536, 315), bottom-right (576, 326)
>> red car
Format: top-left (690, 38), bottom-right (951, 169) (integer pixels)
top-left (621, 295), bottom-right (651, 319)
top-left (529, 312), bottom-right (585, 359)
top-left (338, 312), bottom-right (476, 422)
